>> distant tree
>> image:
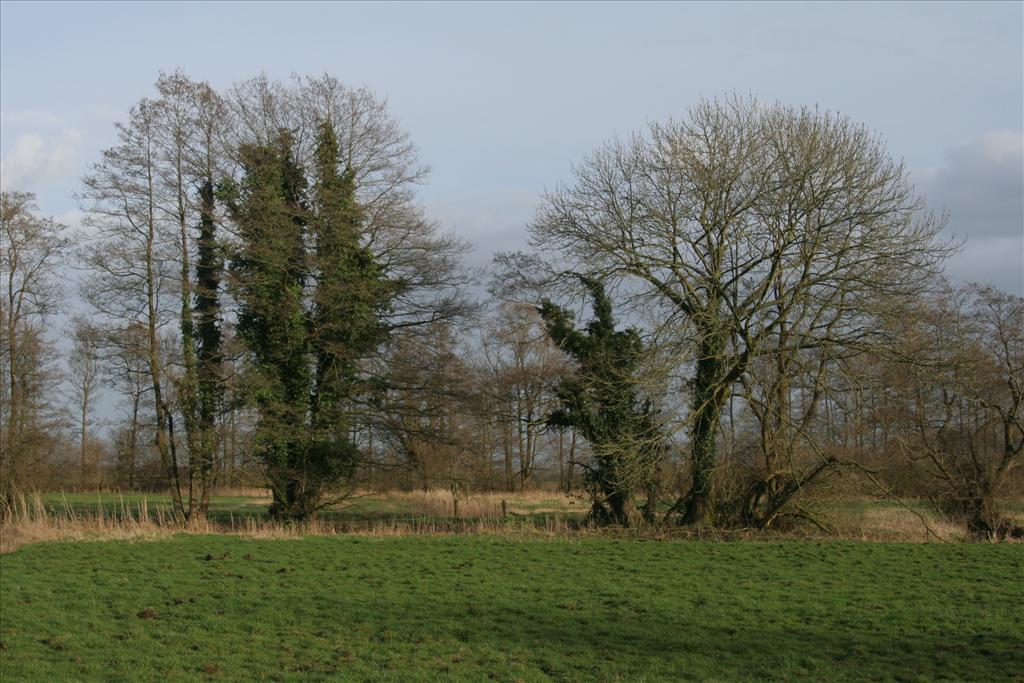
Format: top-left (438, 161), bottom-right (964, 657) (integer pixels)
top-left (68, 318), bottom-right (103, 488)
top-left (889, 283), bottom-right (1023, 537)
top-left (374, 322), bottom-right (478, 491)
top-left (0, 191), bottom-right (69, 513)
top-left (539, 277), bottom-right (664, 525)
top-left (480, 302), bottom-right (566, 491)
top-left (105, 324), bottom-right (151, 489)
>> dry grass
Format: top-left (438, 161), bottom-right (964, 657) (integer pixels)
top-left (4, 490), bottom-right (1019, 554)
top-left (0, 491), bottom-right (580, 554)
top-left (826, 505), bottom-right (971, 543)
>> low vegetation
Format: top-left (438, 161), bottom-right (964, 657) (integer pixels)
top-left (3, 535), bottom-right (1021, 682)
top-left (4, 490), bottom-right (1023, 553)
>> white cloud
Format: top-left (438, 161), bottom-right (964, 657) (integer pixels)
top-left (0, 128), bottom-right (83, 190)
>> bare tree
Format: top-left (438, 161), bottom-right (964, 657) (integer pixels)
top-left (153, 71), bottom-right (230, 516)
top-left (80, 98), bottom-right (189, 520)
top-left (104, 323), bottom-right (151, 489)
top-left (887, 283), bottom-right (1023, 536)
top-left (480, 302), bottom-right (566, 491)
top-left (0, 191), bottom-right (70, 512)
top-left (526, 96), bottom-right (952, 524)
top-left (68, 318), bottom-right (103, 488)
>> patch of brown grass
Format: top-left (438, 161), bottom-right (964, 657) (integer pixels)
top-left (0, 492), bottom-right (581, 553)
top-left (827, 505), bottom-right (970, 543)
top-left (5, 490), bottom-right (1019, 553)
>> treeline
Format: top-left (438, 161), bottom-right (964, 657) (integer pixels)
top-left (1, 75), bottom-right (1021, 536)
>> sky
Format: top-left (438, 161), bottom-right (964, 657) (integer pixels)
top-left (2, 0), bottom-right (1022, 294)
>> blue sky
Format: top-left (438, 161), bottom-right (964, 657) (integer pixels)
top-left (2, 0), bottom-right (1022, 292)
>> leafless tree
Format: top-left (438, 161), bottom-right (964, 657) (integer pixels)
top-left (887, 283), bottom-right (1023, 536)
top-left (480, 302), bottom-right (567, 491)
top-left (103, 322), bottom-right (151, 489)
top-left (526, 96), bottom-right (952, 524)
top-left (68, 317), bottom-right (103, 487)
top-left (79, 98), bottom-right (190, 520)
top-left (0, 191), bottom-right (70, 512)
top-left (152, 71), bottom-right (230, 516)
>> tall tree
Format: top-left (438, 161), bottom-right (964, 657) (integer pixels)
top-left (80, 98), bottom-right (188, 521)
top-left (309, 119), bottom-right (392, 465)
top-left (154, 71), bottom-right (228, 515)
top-left (227, 131), bottom-right (317, 519)
top-left (525, 97), bottom-right (951, 524)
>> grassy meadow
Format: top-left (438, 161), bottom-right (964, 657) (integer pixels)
top-left (2, 536), bottom-right (1022, 682)
top-left (2, 491), bottom-right (1023, 681)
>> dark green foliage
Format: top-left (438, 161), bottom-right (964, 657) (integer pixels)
top-left (226, 131), bottom-right (318, 519)
top-left (193, 179), bottom-right (222, 511)
top-left (225, 125), bottom-right (393, 521)
top-left (310, 120), bottom-right (393, 455)
top-left (539, 277), bottom-right (663, 525)
top-left (2, 537), bottom-right (1022, 682)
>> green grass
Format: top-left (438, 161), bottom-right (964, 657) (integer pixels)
top-left (2, 537), bottom-right (1021, 682)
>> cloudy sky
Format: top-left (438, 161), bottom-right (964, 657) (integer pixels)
top-left (2, 1), bottom-right (1022, 293)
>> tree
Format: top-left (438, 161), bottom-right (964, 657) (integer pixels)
top-left (81, 72), bottom-right (230, 519)
top-left (526, 96), bottom-right (951, 524)
top-left (888, 283), bottom-right (1023, 537)
top-left (0, 191), bottom-right (69, 512)
top-left (309, 119), bottom-right (393, 473)
top-left (227, 130), bottom-right (318, 520)
top-left (104, 323), bottom-right (151, 489)
top-left (153, 71), bottom-right (229, 515)
top-left (223, 74), bottom-right (475, 517)
top-left (483, 302), bottom-right (567, 491)
top-left (68, 318), bottom-right (103, 488)
top-left (80, 98), bottom-right (188, 520)
top-left (539, 277), bottom-right (664, 525)
top-left (191, 80), bottom-right (228, 514)
top-left (373, 322), bottom-right (481, 492)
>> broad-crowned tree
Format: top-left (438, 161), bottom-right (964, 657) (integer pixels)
top-left (527, 96), bottom-right (951, 524)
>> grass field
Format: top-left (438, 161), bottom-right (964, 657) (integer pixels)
top-left (2, 536), bottom-right (1022, 682)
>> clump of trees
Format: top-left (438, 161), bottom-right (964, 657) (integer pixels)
top-left (2, 83), bottom-right (1020, 537)
top-left (883, 284), bottom-right (1023, 536)
top-left (72, 72), bottom-right (474, 522)
top-left (1, 191), bottom-right (70, 515)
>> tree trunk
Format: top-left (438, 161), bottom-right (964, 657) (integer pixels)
top-left (682, 331), bottom-right (729, 526)
top-left (145, 162), bottom-right (186, 523)
top-left (80, 387), bottom-right (89, 488)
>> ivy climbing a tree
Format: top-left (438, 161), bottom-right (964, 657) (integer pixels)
top-left (539, 277), bottom-right (665, 526)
